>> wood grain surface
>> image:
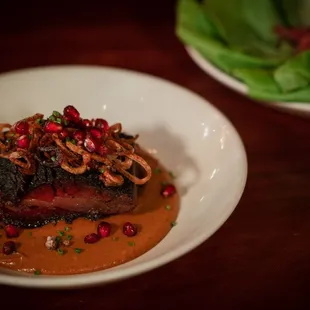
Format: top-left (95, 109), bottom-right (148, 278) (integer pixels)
top-left (1, 1), bottom-right (310, 309)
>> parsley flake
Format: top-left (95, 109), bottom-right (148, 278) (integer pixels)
top-left (34, 270), bottom-right (41, 275)
top-left (100, 168), bottom-right (105, 173)
top-left (67, 235), bottom-right (73, 240)
top-left (170, 221), bottom-right (177, 228)
top-left (64, 226), bottom-right (70, 232)
top-left (128, 241), bottom-right (135, 247)
top-left (169, 171), bottom-right (176, 179)
top-left (58, 231), bottom-right (65, 237)
top-left (165, 205), bottom-right (171, 210)
top-left (57, 248), bottom-right (64, 256)
top-left (51, 156), bottom-right (56, 162)
top-left (154, 167), bottom-right (162, 174)
top-left (74, 248), bottom-right (83, 254)
top-left (53, 111), bottom-right (61, 117)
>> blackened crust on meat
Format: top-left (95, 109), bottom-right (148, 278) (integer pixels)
top-left (0, 159), bottom-right (28, 204)
top-left (0, 157), bottom-right (138, 228)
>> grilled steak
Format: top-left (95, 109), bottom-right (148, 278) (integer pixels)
top-left (0, 106), bottom-right (152, 228)
top-left (0, 158), bottom-right (137, 228)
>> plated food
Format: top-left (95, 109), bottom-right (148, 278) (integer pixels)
top-left (0, 105), bottom-right (179, 275)
top-left (0, 66), bottom-right (247, 288)
top-left (177, 0), bottom-right (310, 103)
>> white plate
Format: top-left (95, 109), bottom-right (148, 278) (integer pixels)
top-left (0, 65), bottom-right (247, 289)
top-left (186, 46), bottom-right (310, 116)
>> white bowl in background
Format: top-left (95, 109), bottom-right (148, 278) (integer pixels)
top-left (186, 46), bottom-right (310, 117)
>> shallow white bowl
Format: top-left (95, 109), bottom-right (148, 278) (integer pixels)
top-left (186, 46), bottom-right (310, 117)
top-left (0, 66), bottom-right (247, 289)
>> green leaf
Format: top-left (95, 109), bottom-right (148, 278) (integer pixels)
top-left (278, 0), bottom-right (310, 27)
top-left (176, 0), bottom-right (289, 77)
top-left (200, 0), bottom-right (289, 58)
top-left (274, 51), bottom-right (310, 92)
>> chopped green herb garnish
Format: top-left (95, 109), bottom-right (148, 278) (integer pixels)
top-left (154, 167), bottom-right (162, 174)
top-left (58, 231), bottom-right (65, 237)
top-left (56, 118), bottom-right (62, 124)
top-left (51, 156), bottom-right (56, 162)
top-left (169, 171), bottom-right (176, 179)
top-left (57, 248), bottom-right (64, 255)
top-left (11, 133), bottom-right (15, 137)
top-left (112, 236), bottom-right (119, 241)
top-left (49, 115), bottom-right (56, 121)
top-left (170, 221), bottom-right (177, 227)
top-left (36, 118), bottom-right (43, 124)
top-left (165, 205), bottom-right (171, 210)
top-left (74, 248), bottom-right (83, 254)
top-left (34, 270), bottom-right (41, 275)
top-left (53, 111), bottom-right (61, 117)
top-left (128, 241), bottom-right (135, 247)
top-left (71, 139), bottom-right (77, 145)
top-left (67, 235), bottom-right (73, 240)
top-left (56, 236), bottom-right (61, 243)
top-left (100, 168), bottom-right (105, 173)
top-left (64, 226), bottom-right (70, 232)
top-left (28, 231), bottom-right (32, 237)
top-left (64, 119), bottom-right (68, 126)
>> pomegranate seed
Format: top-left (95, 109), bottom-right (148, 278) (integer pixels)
top-left (64, 105), bottom-right (80, 123)
top-left (5, 225), bottom-right (19, 238)
top-left (44, 121), bottom-right (63, 133)
top-left (161, 184), bottom-right (176, 198)
top-left (16, 135), bottom-right (30, 149)
top-left (97, 221), bottom-right (111, 238)
top-left (95, 119), bottom-right (109, 132)
top-left (72, 130), bottom-right (85, 141)
top-left (97, 144), bottom-right (109, 156)
top-left (59, 128), bottom-right (70, 140)
top-left (90, 128), bottom-right (103, 139)
top-left (82, 119), bottom-right (92, 128)
top-left (2, 241), bottom-right (16, 255)
top-left (123, 222), bottom-right (137, 237)
top-left (14, 120), bottom-right (29, 135)
top-left (84, 233), bottom-right (100, 244)
top-left (84, 137), bottom-right (98, 153)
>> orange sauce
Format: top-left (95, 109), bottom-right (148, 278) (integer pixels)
top-left (0, 152), bottom-right (179, 275)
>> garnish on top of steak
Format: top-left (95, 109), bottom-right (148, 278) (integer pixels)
top-left (0, 106), bottom-right (152, 228)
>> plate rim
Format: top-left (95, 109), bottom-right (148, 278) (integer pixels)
top-left (0, 65), bottom-right (248, 288)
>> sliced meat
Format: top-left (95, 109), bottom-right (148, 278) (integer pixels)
top-left (0, 158), bottom-right (137, 228)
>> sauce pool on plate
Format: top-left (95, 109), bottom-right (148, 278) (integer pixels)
top-left (0, 152), bottom-right (179, 275)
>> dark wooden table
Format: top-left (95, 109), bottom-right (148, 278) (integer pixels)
top-left (1, 1), bottom-right (310, 309)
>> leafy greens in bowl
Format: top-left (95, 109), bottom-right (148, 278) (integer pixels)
top-left (176, 0), bottom-right (310, 103)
